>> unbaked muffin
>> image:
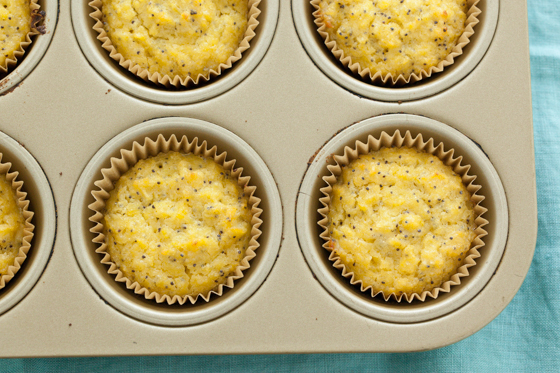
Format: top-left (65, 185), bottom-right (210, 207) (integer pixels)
top-left (326, 147), bottom-right (477, 298)
top-left (314, 0), bottom-right (476, 82)
top-left (0, 174), bottom-right (26, 278)
top-left (0, 0), bottom-right (32, 69)
top-left (100, 0), bottom-right (250, 81)
top-left (103, 151), bottom-right (253, 299)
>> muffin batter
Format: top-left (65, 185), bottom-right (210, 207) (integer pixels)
top-left (102, 0), bottom-right (248, 80)
top-left (103, 152), bottom-right (253, 298)
top-left (0, 0), bottom-right (32, 68)
top-left (0, 174), bottom-right (25, 277)
top-left (327, 147), bottom-right (476, 296)
top-left (317, 0), bottom-right (468, 78)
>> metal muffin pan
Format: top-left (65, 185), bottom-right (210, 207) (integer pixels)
top-left (0, 0), bottom-right (59, 95)
top-left (292, 0), bottom-right (499, 101)
top-left (0, 0), bottom-right (535, 356)
top-left (296, 114), bottom-right (508, 324)
top-left (0, 130), bottom-right (57, 316)
top-left (70, 117), bottom-right (283, 326)
top-left (71, 0), bottom-right (279, 104)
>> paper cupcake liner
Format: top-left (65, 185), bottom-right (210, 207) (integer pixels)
top-left (317, 130), bottom-right (488, 302)
top-left (88, 134), bottom-right (263, 305)
top-left (0, 0), bottom-right (45, 74)
top-left (312, 0), bottom-right (481, 85)
top-left (89, 0), bottom-right (261, 87)
top-left (0, 153), bottom-right (35, 290)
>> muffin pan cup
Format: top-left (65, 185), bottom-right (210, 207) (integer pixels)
top-left (71, 0), bottom-right (279, 104)
top-left (0, 130), bottom-right (56, 317)
top-left (0, 0), bottom-right (42, 74)
top-left (297, 114), bottom-right (507, 323)
top-left (0, 0), bottom-right (536, 356)
top-left (70, 117), bottom-right (282, 326)
top-left (0, 0), bottom-right (59, 95)
top-left (293, 0), bottom-right (499, 100)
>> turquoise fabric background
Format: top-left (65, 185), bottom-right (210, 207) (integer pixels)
top-left (2, 0), bottom-right (559, 371)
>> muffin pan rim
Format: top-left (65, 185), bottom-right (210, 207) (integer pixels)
top-left (69, 117), bottom-right (283, 326)
top-left (70, 0), bottom-right (280, 105)
top-left (295, 113), bottom-right (509, 324)
top-left (291, 0), bottom-right (500, 102)
top-left (0, 130), bottom-right (57, 316)
top-left (0, 0), bottom-right (60, 95)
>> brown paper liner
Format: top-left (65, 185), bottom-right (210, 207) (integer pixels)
top-left (318, 130), bottom-right (488, 302)
top-left (88, 134), bottom-right (263, 305)
top-left (312, 0), bottom-right (481, 85)
top-left (0, 0), bottom-right (45, 74)
top-left (0, 154), bottom-right (35, 290)
top-left (89, 0), bottom-right (261, 87)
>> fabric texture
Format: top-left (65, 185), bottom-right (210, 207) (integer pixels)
top-left (2, 0), bottom-right (559, 371)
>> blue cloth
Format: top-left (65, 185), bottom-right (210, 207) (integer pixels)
top-left (2, 1), bottom-right (559, 371)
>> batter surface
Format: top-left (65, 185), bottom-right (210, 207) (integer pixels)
top-left (0, 0), bottom-right (31, 68)
top-left (0, 174), bottom-right (25, 277)
top-left (102, 0), bottom-right (248, 80)
top-left (103, 152), bottom-right (253, 298)
top-left (317, 0), bottom-right (468, 78)
top-left (327, 147), bottom-right (476, 296)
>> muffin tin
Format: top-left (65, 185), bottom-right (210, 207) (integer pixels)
top-left (0, 0), bottom-right (536, 356)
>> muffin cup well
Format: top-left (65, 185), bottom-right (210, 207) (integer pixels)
top-left (88, 0), bottom-right (261, 87)
top-left (88, 134), bottom-right (263, 305)
top-left (0, 0), bottom-right (44, 74)
top-left (317, 130), bottom-right (488, 302)
top-left (0, 153), bottom-right (35, 290)
top-left (311, 0), bottom-right (481, 86)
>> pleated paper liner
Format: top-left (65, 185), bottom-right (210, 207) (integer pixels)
top-left (0, 0), bottom-right (45, 75)
top-left (312, 0), bottom-right (481, 86)
top-left (88, 134), bottom-right (263, 305)
top-left (0, 153), bottom-right (35, 290)
top-left (89, 0), bottom-right (261, 87)
top-left (317, 130), bottom-right (488, 302)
